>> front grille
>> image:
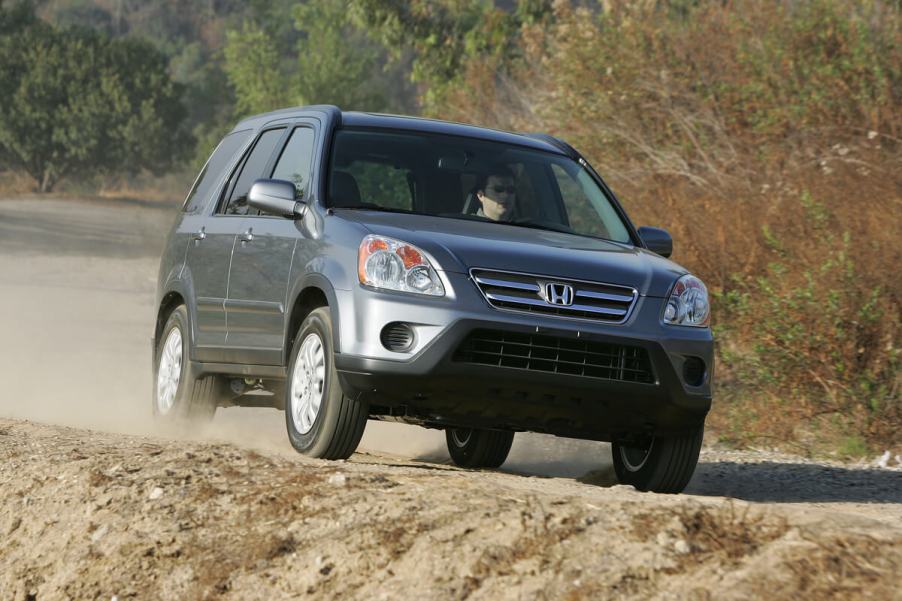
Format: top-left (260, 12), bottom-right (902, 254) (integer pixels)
top-left (471, 269), bottom-right (637, 324)
top-left (453, 329), bottom-right (655, 384)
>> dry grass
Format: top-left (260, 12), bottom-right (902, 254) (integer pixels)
top-left (0, 166), bottom-right (192, 204)
top-left (675, 504), bottom-right (789, 563)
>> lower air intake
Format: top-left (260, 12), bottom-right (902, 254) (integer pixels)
top-left (453, 329), bottom-right (654, 384)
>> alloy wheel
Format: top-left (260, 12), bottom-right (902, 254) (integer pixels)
top-left (450, 428), bottom-right (473, 448)
top-left (156, 326), bottom-right (183, 415)
top-left (620, 438), bottom-right (655, 472)
top-left (290, 333), bottom-right (326, 434)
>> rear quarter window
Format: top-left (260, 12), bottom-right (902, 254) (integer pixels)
top-left (183, 130), bottom-right (252, 213)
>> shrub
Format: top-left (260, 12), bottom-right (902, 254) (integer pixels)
top-left (715, 197), bottom-right (899, 450)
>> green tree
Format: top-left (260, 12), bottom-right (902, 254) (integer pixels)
top-left (0, 0), bottom-right (35, 33)
top-left (223, 21), bottom-right (290, 117)
top-left (294, 0), bottom-right (389, 110)
top-left (222, 0), bottom-right (399, 118)
top-left (348, 0), bottom-right (551, 115)
top-left (0, 4), bottom-right (188, 192)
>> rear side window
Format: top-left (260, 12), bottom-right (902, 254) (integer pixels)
top-left (183, 130), bottom-right (252, 213)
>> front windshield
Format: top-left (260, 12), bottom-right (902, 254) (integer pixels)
top-left (327, 128), bottom-right (632, 244)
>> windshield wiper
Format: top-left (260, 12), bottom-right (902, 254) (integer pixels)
top-left (450, 213), bottom-right (576, 234)
top-left (334, 207), bottom-right (578, 236)
top-left (503, 218), bottom-right (577, 235)
top-left (332, 204), bottom-right (413, 214)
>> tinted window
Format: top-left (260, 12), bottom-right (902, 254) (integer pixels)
top-left (221, 128), bottom-right (285, 215)
top-left (329, 129), bottom-right (632, 243)
top-left (183, 130), bottom-right (251, 213)
top-left (271, 127), bottom-right (315, 199)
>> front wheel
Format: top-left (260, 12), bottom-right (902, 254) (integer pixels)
top-left (612, 424), bottom-right (704, 493)
top-left (446, 428), bottom-right (514, 468)
top-left (285, 307), bottom-right (368, 459)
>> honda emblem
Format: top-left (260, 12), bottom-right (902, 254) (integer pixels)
top-left (545, 282), bottom-right (574, 306)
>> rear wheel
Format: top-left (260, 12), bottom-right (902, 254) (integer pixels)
top-left (285, 307), bottom-right (368, 459)
top-left (153, 305), bottom-right (217, 423)
top-left (446, 427), bottom-right (514, 468)
top-left (612, 424), bottom-right (704, 493)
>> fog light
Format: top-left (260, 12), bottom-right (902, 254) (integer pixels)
top-left (381, 322), bottom-right (415, 352)
top-left (683, 357), bottom-right (706, 387)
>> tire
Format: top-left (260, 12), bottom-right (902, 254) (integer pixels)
top-left (152, 305), bottom-right (217, 423)
top-left (612, 424), bottom-right (704, 493)
top-left (446, 427), bottom-right (514, 468)
top-left (285, 307), bottom-right (367, 459)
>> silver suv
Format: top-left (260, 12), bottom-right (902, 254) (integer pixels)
top-left (153, 106), bottom-right (713, 493)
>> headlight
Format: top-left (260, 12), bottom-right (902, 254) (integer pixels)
top-left (663, 274), bottom-right (710, 327)
top-left (357, 235), bottom-right (445, 296)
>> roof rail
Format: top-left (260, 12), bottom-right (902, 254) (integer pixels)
top-left (522, 133), bottom-right (580, 159)
top-left (235, 104), bottom-right (342, 127)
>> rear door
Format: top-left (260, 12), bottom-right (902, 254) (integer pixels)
top-left (226, 121), bottom-right (318, 365)
top-left (181, 129), bottom-right (252, 361)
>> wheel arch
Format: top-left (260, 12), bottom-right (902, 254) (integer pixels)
top-left (285, 275), bottom-right (341, 364)
top-left (154, 278), bottom-right (197, 359)
top-left (156, 291), bottom-right (185, 344)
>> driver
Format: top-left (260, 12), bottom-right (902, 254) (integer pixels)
top-left (475, 167), bottom-right (518, 222)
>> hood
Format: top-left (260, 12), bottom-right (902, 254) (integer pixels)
top-left (337, 211), bottom-right (686, 297)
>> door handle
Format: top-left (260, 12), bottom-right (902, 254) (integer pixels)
top-left (192, 227), bottom-right (206, 241)
top-left (239, 228), bottom-right (254, 243)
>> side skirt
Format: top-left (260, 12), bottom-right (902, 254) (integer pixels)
top-left (194, 361), bottom-right (287, 379)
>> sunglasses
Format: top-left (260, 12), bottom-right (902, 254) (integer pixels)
top-left (489, 185), bottom-right (516, 194)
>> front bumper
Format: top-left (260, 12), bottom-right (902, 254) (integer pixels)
top-left (333, 271), bottom-right (713, 442)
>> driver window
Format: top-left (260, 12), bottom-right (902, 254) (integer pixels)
top-left (271, 127), bottom-right (316, 199)
top-left (220, 128), bottom-right (285, 215)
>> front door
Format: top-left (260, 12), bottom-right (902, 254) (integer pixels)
top-left (226, 124), bottom-right (318, 365)
top-left (225, 218), bottom-right (300, 364)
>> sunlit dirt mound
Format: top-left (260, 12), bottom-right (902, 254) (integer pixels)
top-left (2, 419), bottom-right (899, 600)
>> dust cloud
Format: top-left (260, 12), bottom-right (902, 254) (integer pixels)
top-left (0, 197), bottom-right (611, 478)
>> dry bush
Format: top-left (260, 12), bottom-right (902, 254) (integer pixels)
top-left (781, 532), bottom-right (902, 600)
top-left (675, 503), bottom-right (789, 562)
top-left (436, 0), bottom-right (901, 453)
top-left (0, 168), bottom-right (41, 195)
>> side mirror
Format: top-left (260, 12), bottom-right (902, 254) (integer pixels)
top-left (637, 226), bottom-right (673, 258)
top-left (248, 179), bottom-right (306, 218)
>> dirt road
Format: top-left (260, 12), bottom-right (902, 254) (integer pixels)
top-left (1, 197), bottom-right (900, 599)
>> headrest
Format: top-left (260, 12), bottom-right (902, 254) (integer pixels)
top-left (462, 190), bottom-right (480, 214)
top-left (330, 171), bottom-right (361, 207)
